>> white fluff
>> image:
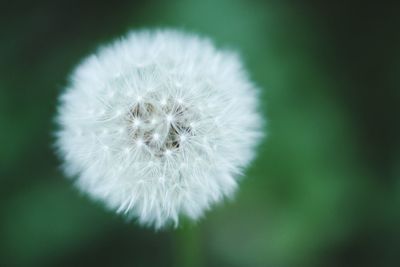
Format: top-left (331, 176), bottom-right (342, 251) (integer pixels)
top-left (55, 29), bottom-right (263, 228)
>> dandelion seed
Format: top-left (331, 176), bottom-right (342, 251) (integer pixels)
top-left (166, 114), bottom-right (174, 123)
top-left (153, 133), bottom-right (160, 141)
top-left (136, 139), bottom-right (144, 147)
top-left (133, 119), bottom-right (141, 127)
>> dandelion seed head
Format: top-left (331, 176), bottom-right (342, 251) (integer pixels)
top-left (55, 29), bottom-right (263, 229)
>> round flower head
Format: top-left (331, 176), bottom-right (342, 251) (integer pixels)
top-left (55, 29), bottom-right (263, 229)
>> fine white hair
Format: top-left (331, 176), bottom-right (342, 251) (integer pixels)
top-left (55, 29), bottom-right (263, 229)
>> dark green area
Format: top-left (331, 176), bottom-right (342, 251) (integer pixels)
top-left (1, 0), bottom-right (399, 266)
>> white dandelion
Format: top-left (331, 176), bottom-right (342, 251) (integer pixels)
top-left (55, 29), bottom-right (263, 229)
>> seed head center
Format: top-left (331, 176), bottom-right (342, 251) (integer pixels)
top-left (126, 95), bottom-right (195, 157)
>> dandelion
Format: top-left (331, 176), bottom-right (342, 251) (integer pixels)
top-left (55, 29), bottom-right (263, 229)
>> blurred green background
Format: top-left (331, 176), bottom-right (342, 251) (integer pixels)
top-left (1, 0), bottom-right (399, 266)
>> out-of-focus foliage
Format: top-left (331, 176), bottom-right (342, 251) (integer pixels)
top-left (0, 0), bottom-right (399, 266)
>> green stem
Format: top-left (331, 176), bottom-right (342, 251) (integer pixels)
top-left (174, 220), bottom-right (203, 267)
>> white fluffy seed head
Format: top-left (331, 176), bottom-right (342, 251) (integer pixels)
top-left (55, 29), bottom-right (263, 229)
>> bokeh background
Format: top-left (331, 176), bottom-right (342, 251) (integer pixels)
top-left (1, 0), bottom-right (399, 266)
